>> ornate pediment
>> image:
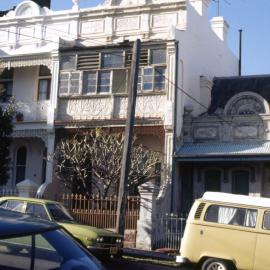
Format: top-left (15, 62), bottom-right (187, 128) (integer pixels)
top-left (224, 92), bottom-right (269, 115)
top-left (5, 1), bottom-right (49, 18)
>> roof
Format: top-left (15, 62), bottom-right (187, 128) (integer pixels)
top-left (0, 209), bottom-right (60, 238)
top-left (175, 141), bottom-right (270, 161)
top-left (0, 196), bottom-right (62, 205)
top-left (209, 75), bottom-right (270, 114)
top-left (202, 192), bottom-right (270, 208)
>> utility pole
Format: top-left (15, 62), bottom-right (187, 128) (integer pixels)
top-left (116, 39), bottom-right (141, 235)
top-left (239, 29), bottom-right (243, 76)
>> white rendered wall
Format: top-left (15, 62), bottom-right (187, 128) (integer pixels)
top-left (13, 67), bottom-right (38, 102)
top-left (174, 0), bottom-right (238, 138)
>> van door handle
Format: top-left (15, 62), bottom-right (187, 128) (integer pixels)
top-left (200, 230), bottom-right (204, 235)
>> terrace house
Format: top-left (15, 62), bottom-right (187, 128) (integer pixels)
top-left (0, 0), bottom-right (237, 212)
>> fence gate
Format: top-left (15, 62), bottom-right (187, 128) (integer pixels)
top-left (153, 213), bottom-right (186, 251)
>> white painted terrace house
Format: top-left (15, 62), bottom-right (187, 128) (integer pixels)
top-left (0, 0), bottom-right (237, 213)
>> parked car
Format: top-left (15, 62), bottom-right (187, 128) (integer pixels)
top-left (0, 208), bottom-right (106, 270)
top-left (0, 197), bottom-right (123, 259)
top-left (177, 191), bottom-right (270, 270)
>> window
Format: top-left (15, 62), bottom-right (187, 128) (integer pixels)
top-left (150, 49), bottom-right (166, 65)
top-left (38, 66), bottom-right (51, 101)
top-left (59, 71), bottom-right (81, 95)
top-left (0, 201), bottom-right (8, 209)
top-left (138, 66), bottom-right (166, 92)
top-left (101, 52), bottom-right (123, 68)
top-left (5, 200), bottom-right (26, 213)
top-left (60, 47), bottom-right (167, 95)
top-left (47, 203), bottom-right (74, 223)
top-left (263, 211), bottom-right (270, 230)
top-left (26, 203), bottom-right (49, 220)
top-left (0, 233), bottom-right (62, 270)
top-left (16, 146), bottom-right (27, 184)
top-left (205, 205), bottom-right (257, 228)
top-left (138, 49), bottom-right (166, 92)
top-left (60, 55), bottom-right (76, 70)
top-left (0, 68), bottom-right (13, 102)
top-left (204, 170), bottom-right (221, 192)
top-left (232, 170), bottom-right (250, 195)
top-left (98, 70), bottom-right (111, 93)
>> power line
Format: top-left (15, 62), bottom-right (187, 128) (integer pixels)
top-left (0, 24), bottom-right (240, 125)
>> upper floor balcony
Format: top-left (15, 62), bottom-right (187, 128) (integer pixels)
top-left (0, 64), bottom-right (52, 123)
top-left (56, 44), bottom-right (168, 123)
top-left (58, 94), bottom-right (166, 122)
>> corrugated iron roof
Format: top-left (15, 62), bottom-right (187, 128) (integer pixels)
top-left (176, 141), bottom-right (270, 161)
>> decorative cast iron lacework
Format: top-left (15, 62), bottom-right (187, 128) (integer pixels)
top-left (225, 93), bottom-right (266, 115)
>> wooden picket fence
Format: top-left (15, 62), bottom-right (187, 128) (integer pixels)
top-left (57, 194), bottom-right (140, 230)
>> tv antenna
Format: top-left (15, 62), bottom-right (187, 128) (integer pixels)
top-left (212, 0), bottom-right (231, 16)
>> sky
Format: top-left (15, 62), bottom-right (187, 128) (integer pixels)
top-left (0, 0), bottom-right (269, 75)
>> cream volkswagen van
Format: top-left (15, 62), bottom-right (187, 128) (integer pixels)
top-left (177, 192), bottom-right (270, 270)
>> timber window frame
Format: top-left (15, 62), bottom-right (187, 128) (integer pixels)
top-left (137, 48), bottom-right (167, 92)
top-left (59, 47), bottom-right (167, 96)
top-left (37, 66), bottom-right (51, 101)
top-left (0, 68), bottom-right (14, 102)
top-left (59, 71), bottom-right (83, 95)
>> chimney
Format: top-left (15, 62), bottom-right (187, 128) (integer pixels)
top-left (32, 0), bottom-right (51, 8)
top-left (190, 0), bottom-right (211, 17)
top-left (210, 16), bottom-right (229, 43)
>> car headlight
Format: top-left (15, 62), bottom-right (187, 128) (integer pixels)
top-left (116, 238), bottom-right (122, 243)
top-left (96, 237), bottom-right (104, 243)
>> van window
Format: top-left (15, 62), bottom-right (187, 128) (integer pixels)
top-left (205, 205), bottom-right (257, 228)
top-left (263, 211), bottom-right (270, 230)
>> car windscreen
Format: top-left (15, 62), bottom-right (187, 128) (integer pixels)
top-left (46, 203), bottom-right (75, 223)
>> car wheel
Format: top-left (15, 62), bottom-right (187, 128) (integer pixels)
top-left (201, 258), bottom-right (233, 270)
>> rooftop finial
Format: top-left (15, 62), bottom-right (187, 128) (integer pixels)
top-left (72, 0), bottom-right (80, 11)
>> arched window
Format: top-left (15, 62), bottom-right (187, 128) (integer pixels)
top-left (232, 170), bottom-right (250, 195)
top-left (16, 146), bottom-right (27, 183)
top-left (204, 169), bottom-right (221, 192)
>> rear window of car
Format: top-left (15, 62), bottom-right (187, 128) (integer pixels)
top-left (0, 200), bottom-right (26, 213)
top-left (204, 204), bottom-right (257, 228)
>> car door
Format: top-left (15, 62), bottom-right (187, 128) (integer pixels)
top-left (26, 203), bottom-right (50, 220)
top-left (253, 210), bottom-right (270, 270)
top-left (203, 204), bottom-right (257, 270)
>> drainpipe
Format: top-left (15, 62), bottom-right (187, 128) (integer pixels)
top-left (170, 40), bottom-right (179, 213)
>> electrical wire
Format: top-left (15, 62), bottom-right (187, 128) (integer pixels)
top-left (0, 20), bottom-right (240, 125)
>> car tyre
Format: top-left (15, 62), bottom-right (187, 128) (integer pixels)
top-left (201, 258), bottom-right (233, 270)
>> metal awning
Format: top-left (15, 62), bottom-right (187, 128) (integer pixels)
top-left (0, 54), bottom-right (51, 69)
top-left (175, 141), bottom-right (270, 162)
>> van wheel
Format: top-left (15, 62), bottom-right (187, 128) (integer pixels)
top-left (201, 258), bottom-right (233, 270)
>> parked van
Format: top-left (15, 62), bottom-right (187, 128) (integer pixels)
top-left (176, 192), bottom-right (270, 270)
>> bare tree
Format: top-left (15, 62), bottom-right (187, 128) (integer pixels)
top-left (55, 129), bottom-right (161, 197)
